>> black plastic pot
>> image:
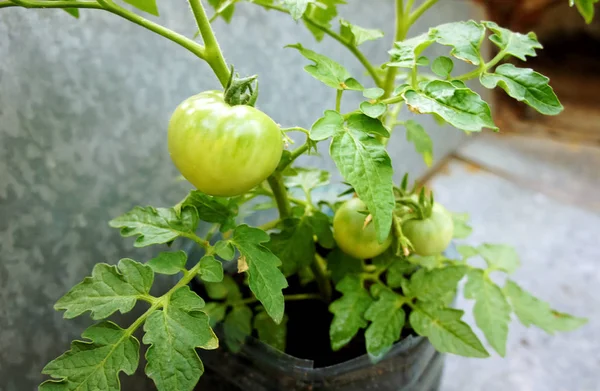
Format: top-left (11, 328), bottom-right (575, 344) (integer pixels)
top-left (195, 330), bottom-right (444, 391)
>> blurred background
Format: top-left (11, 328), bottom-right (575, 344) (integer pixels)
top-left (0, 0), bottom-right (598, 390)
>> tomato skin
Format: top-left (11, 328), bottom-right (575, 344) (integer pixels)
top-left (333, 198), bottom-right (393, 260)
top-left (402, 203), bottom-right (454, 256)
top-left (168, 91), bottom-right (283, 197)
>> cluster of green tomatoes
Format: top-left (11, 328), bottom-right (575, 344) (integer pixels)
top-left (168, 91), bottom-right (454, 260)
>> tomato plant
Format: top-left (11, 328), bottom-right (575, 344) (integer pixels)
top-left (3, 0), bottom-right (590, 390)
top-left (333, 198), bottom-right (393, 259)
top-left (168, 91), bottom-right (283, 197)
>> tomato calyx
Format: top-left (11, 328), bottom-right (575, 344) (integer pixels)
top-left (224, 66), bottom-right (259, 106)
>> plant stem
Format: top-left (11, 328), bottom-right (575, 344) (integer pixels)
top-left (254, 2), bottom-right (382, 87)
top-left (409, 0), bottom-right (439, 25)
top-left (93, 0), bottom-right (207, 60)
top-left (267, 173), bottom-right (291, 219)
top-left (281, 126), bottom-right (310, 136)
top-left (258, 219), bottom-right (280, 231)
top-left (188, 0), bottom-right (230, 87)
top-left (335, 89), bottom-right (343, 112)
top-left (382, 0), bottom-right (408, 99)
top-left (289, 141), bottom-right (310, 162)
top-left (456, 50), bottom-right (507, 81)
top-left (311, 254), bottom-right (332, 302)
top-left (4, 0), bottom-right (101, 8)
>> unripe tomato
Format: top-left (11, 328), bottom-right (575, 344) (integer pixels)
top-left (168, 91), bottom-right (283, 197)
top-left (402, 203), bottom-right (453, 256)
top-left (333, 198), bottom-right (393, 259)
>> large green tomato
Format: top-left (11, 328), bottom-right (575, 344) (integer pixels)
top-left (168, 91), bottom-right (283, 197)
top-left (333, 198), bottom-right (393, 260)
top-left (402, 203), bottom-right (454, 256)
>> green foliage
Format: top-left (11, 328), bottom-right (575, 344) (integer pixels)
top-left (364, 287), bottom-right (405, 360)
top-left (408, 266), bottom-right (466, 302)
top-left (504, 280), bottom-right (587, 333)
top-left (477, 243), bottom-right (520, 274)
top-left (148, 251), bottom-right (188, 275)
top-left (403, 80), bottom-right (497, 132)
top-left (198, 255), bottom-right (224, 282)
top-left (405, 120), bottom-right (433, 167)
top-left (144, 287), bottom-right (218, 391)
top-left (287, 43), bottom-right (363, 90)
top-left (340, 19), bottom-right (384, 46)
top-left (55, 259), bottom-right (153, 320)
top-left (329, 275), bottom-right (372, 351)
top-left (123, 0), bottom-right (159, 16)
top-left (410, 303), bottom-right (489, 358)
top-left (208, 0), bottom-right (236, 23)
top-left (40, 322), bottom-right (140, 391)
top-left (267, 216), bottom-right (316, 275)
top-left (232, 225), bottom-right (288, 323)
top-left (571, 0), bottom-right (599, 23)
top-left (465, 269), bottom-right (511, 356)
top-left (304, 0), bottom-right (344, 41)
top-left (223, 305), bottom-right (253, 352)
top-left (254, 311), bottom-right (288, 351)
top-left (109, 206), bottom-right (198, 247)
top-left (430, 21), bottom-right (485, 65)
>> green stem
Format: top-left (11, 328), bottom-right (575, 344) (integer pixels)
top-left (92, 0), bottom-right (206, 59)
top-left (455, 50), bottom-right (507, 81)
top-left (267, 173), bottom-right (292, 219)
top-left (254, 2), bottom-right (382, 87)
top-left (4, 0), bottom-right (101, 8)
top-left (258, 219), bottom-right (280, 231)
top-left (181, 232), bottom-right (211, 249)
top-left (188, 0), bottom-right (230, 87)
top-left (382, 0), bottom-right (408, 99)
top-left (289, 141), bottom-right (310, 162)
top-left (311, 254), bottom-right (332, 302)
top-left (281, 126), bottom-right (310, 136)
top-left (408, 0), bottom-right (439, 25)
top-left (335, 89), bottom-right (343, 112)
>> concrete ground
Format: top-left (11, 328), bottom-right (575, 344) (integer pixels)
top-left (431, 133), bottom-right (600, 391)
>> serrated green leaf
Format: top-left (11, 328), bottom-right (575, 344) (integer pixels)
top-left (330, 129), bottom-right (394, 243)
top-left (430, 21), bottom-right (485, 65)
top-left (347, 113), bottom-right (390, 137)
top-left (409, 266), bottom-right (466, 302)
top-left (405, 120), bottom-right (433, 167)
top-left (363, 87), bottom-right (385, 99)
top-left (431, 56), bottom-right (454, 78)
top-left (214, 240), bottom-right (236, 261)
top-left (310, 110), bottom-right (345, 141)
top-left (451, 212), bottom-right (472, 239)
top-left (360, 101), bottom-right (387, 118)
top-left (198, 255), bottom-right (224, 283)
top-left (304, 0), bottom-right (344, 41)
top-left (571, 0), bottom-right (599, 23)
top-left (208, 0), bottom-right (235, 23)
top-left (403, 80), bottom-right (498, 132)
top-left (327, 247), bottom-right (363, 284)
top-left (483, 21), bottom-right (542, 61)
top-left (223, 305), bottom-right (253, 352)
top-left (287, 43), bottom-right (358, 90)
top-left (205, 275), bottom-right (241, 301)
top-left (480, 64), bottom-right (563, 116)
top-left (387, 33), bottom-right (434, 68)
top-left (285, 167), bottom-right (330, 191)
top-left (504, 280), bottom-right (587, 333)
top-left (364, 289), bottom-right (405, 360)
top-left (40, 322), bottom-right (139, 391)
top-left (147, 251), bottom-right (187, 275)
top-left (386, 257), bottom-right (417, 288)
top-left (477, 244), bottom-right (520, 274)
top-left (267, 217), bottom-right (315, 276)
top-left (329, 275), bottom-right (372, 350)
top-left (339, 18), bottom-right (384, 46)
top-left (122, 0), bottom-right (159, 16)
top-left (307, 210), bottom-right (334, 249)
top-left (181, 190), bottom-right (237, 231)
top-left (144, 287), bottom-right (217, 391)
top-left (203, 302), bottom-right (227, 328)
top-left (408, 255), bottom-right (442, 270)
top-left (232, 225), bottom-right (288, 323)
top-left (465, 269), bottom-right (510, 356)
top-left (109, 206), bottom-right (198, 247)
top-left (282, 0), bottom-right (313, 20)
top-left (410, 303), bottom-right (489, 357)
top-left (254, 311), bottom-right (288, 351)
top-left (55, 259), bottom-right (153, 320)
